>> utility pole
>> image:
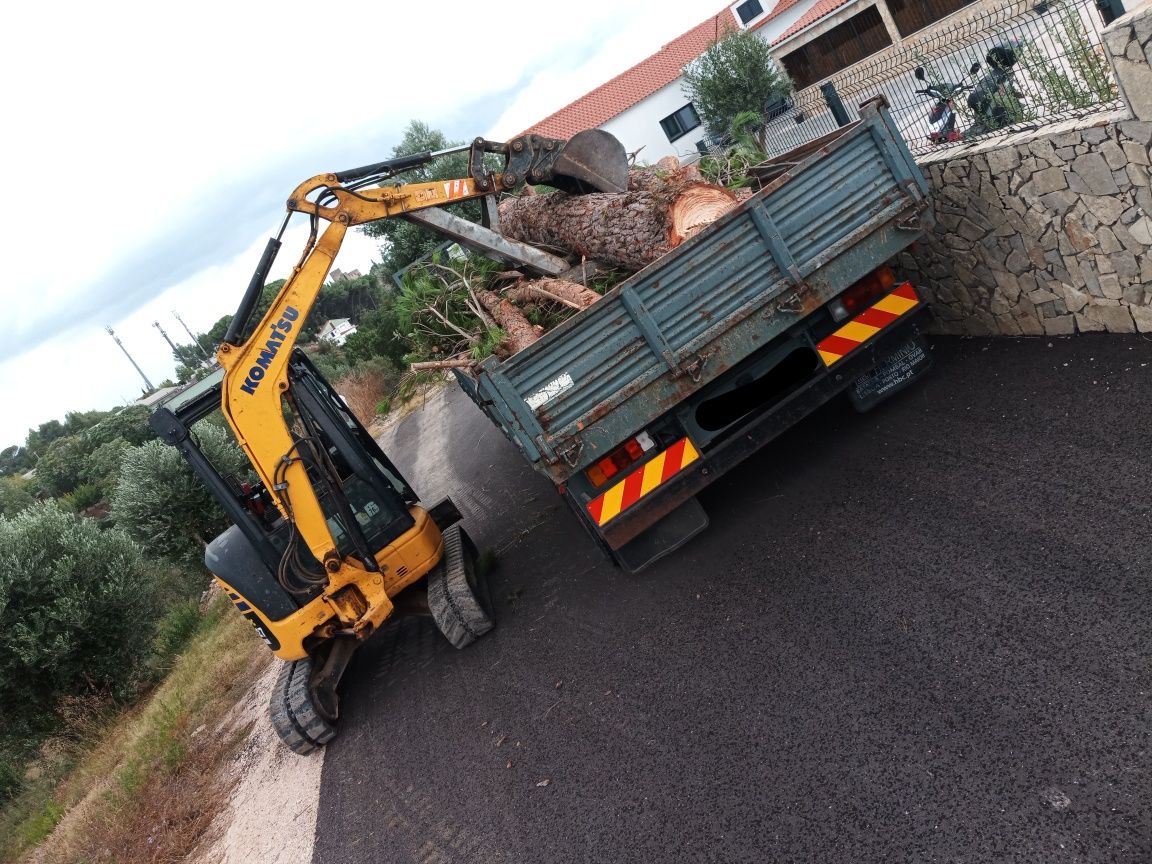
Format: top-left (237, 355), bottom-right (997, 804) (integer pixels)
top-left (153, 321), bottom-right (181, 357)
top-left (173, 310), bottom-right (211, 360)
top-left (106, 326), bottom-right (155, 392)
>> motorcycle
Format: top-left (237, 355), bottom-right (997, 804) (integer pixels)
top-left (965, 42), bottom-right (1025, 137)
top-left (913, 61), bottom-right (982, 145)
top-left (913, 42), bottom-right (1024, 145)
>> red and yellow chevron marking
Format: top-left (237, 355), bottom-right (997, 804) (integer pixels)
top-left (817, 283), bottom-right (921, 367)
top-left (587, 438), bottom-right (700, 527)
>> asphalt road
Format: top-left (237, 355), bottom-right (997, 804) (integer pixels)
top-left (313, 335), bottom-right (1152, 864)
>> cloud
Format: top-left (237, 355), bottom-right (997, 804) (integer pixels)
top-left (0, 0), bottom-right (723, 446)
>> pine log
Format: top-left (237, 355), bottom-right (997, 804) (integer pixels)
top-left (499, 172), bottom-right (736, 273)
top-left (627, 163), bottom-right (704, 192)
top-left (410, 358), bottom-right (475, 371)
top-left (476, 289), bottom-right (540, 354)
top-left (505, 278), bottom-right (601, 310)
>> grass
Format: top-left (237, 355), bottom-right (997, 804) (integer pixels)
top-left (0, 596), bottom-right (267, 864)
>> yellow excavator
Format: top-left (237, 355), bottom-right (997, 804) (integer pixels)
top-left (150, 129), bottom-right (627, 752)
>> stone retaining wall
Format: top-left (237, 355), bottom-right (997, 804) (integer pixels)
top-left (901, 2), bottom-right (1152, 335)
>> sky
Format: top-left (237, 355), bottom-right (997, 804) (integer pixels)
top-left (0, 0), bottom-right (724, 450)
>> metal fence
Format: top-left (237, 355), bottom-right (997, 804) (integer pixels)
top-left (712, 0), bottom-right (1124, 162)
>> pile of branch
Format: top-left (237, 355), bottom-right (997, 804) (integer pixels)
top-left (405, 160), bottom-right (743, 373)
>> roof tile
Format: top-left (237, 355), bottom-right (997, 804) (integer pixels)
top-left (772, 0), bottom-right (855, 45)
top-left (524, 0), bottom-right (810, 139)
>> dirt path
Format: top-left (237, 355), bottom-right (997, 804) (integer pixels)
top-left (195, 659), bottom-right (324, 864)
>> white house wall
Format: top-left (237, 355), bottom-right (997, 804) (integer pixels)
top-left (735, 0), bottom-right (819, 41)
top-left (601, 80), bottom-right (706, 163)
top-left (598, 0), bottom-right (823, 164)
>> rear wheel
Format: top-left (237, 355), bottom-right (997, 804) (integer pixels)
top-left (269, 656), bottom-right (337, 755)
top-left (428, 526), bottom-right (494, 649)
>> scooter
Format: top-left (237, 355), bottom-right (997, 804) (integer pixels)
top-left (913, 42), bottom-right (1024, 145)
top-left (965, 42), bottom-right (1024, 138)
top-left (913, 61), bottom-right (982, 144)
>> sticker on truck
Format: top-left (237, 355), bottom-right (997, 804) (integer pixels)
top-left (525, 373), bottom-right (574, 411)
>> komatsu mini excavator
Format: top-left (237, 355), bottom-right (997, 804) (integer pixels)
top-left (150, 129), bottom-right (627, 753)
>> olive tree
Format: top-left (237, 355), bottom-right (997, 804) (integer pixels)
top-left (681, 26), bottom-right (792, 138)
top-left (112, 424), bottom-right (251, 565)
top-left (0, 505), bottom-right (158, 748)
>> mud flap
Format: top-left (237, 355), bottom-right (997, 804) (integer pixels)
top-left (613, 496), bottom-right (709, 574)
top-left (849, 333), bottom-right (932, 413)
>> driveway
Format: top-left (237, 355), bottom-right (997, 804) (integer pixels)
top-left (314, 335), bottom-right (1151, 864)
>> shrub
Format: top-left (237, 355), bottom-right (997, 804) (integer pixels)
top-left (111, 424), bottom-right (251, 566)
top-left (0, 504), bottom-right (158, 756)
top-left (334, 360), bottom-right (402, 427)
top-left (0, 477), bottom-right (34, 519)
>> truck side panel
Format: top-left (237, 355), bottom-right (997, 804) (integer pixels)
top-left (472, 100), bottom-right (929, 483)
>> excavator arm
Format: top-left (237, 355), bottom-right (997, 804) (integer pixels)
top-left (214, 129), bottom-right (626, 636)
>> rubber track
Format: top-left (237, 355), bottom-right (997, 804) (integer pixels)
top-left (269, 657), bottom-right (337, 754)
top-left (428, 526), bottom-right (494, 649)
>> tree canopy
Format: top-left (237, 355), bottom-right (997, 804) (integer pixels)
top-left (681, 27), bottom-right (793, 138)
top-left (112, 423), bottom-right (251, 565)
top-left (359, 121), bottom-right (478, 276)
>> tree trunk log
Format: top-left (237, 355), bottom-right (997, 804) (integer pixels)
top-left (627, 163), bottom-right (704, 191)
top-left (410, 358), bottom-right (475, 371)
top-left (476, 289), bottom-right (541, 354)
top-left (505, 278), bottom-right (601, 310)
top-left (499, 172), bottom-right (736, 273)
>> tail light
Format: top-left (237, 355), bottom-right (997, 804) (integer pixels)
top-left (841, 266), bottom-right (896, 314)
top-left (585, 431), bottom-right (656, 487)
top-left (827, 266), bottom-right (897, 322)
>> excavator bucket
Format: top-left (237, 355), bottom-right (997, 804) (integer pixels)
top-left (550, 130), bottom-right (629, 195)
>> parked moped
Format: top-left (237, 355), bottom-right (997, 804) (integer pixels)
top-left (913, 42), bottom-right (1024, 145)
top-left (913, 61), bottom-right (982, 144)
top-left (965, 42), bottom-right (1024, 137)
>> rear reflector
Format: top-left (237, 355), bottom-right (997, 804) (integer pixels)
top-left (817, 283), bottom-right (920, 367)
top-left (587, 438), bottom-right (700, 527)
top-left (585, 432), bottom-right (656, 487)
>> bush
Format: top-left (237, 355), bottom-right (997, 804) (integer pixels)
top-left (33, 435), bottom-right (92, 498)
top-left (334, 360), bottom-right (403, 427)
top-left (0, 504), bottom-right (159, 754)
top-left (112, 424), bottom-right (251, 566)
top-left (0, 477), bottom-right (34, 519)
top-left (682, 26), bottom-right (792, 137)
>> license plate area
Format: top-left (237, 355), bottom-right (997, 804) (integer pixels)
top-left (849, 333), bottom-right (932, 412)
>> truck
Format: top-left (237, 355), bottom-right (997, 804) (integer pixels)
top-left (454, 96), bottom-right (934, 572)
top-left (152, 96), bottom-right (931, 752)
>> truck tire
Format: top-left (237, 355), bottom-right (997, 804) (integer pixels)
top-left (269, 656), bottom-right (337, 755)
top-left (428, 525), bottom-right (494, 649)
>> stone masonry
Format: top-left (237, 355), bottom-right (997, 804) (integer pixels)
top-left (900, 2), bottom-right (1152, 336)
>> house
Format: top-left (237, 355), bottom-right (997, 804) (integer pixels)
top-left (522, 0), bottom-right (981, 161)
top-left (770, 0), bottom-right (980, 92)
top-left (318, 318), bottom-right (358, 346)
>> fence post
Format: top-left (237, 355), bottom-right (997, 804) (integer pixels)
top-left (1097, 0), bottom-right (1125, 24)
top-left (820, 82), bottom-right (852, 127)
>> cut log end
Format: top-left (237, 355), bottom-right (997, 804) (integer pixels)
top-left (669, 186), bottom-right (739, 246)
